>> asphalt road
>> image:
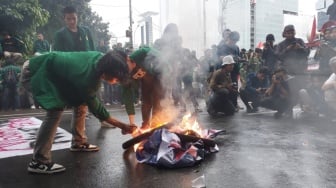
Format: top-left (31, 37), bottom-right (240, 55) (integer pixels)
top-left (0, 103), bottom-right (336, 188)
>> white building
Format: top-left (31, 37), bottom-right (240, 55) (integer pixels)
top-left (158, 0), bottom-right (315, 56)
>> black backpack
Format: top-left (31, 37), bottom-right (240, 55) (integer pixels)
top-left (3, 68), bottom-right (18, 88)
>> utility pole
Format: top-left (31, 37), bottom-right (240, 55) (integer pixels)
top-left (129, 0), bottom-right (133, 48)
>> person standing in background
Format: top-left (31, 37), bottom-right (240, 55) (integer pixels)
top-left (327, 0), bottom-right (336, 21)
top-left (262, 34), bottom-right (278, 78)
top-left (53, 6), bottom-right (94, 52)
top-left (33, 33), bottom-right (50, 56)
top-left (50, 5), bottom-right (99, 153)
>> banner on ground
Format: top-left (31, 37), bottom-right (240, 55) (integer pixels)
top-left (0, 117), bottom-right (71, 159)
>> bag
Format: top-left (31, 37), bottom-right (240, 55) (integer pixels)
top-left (4, 68), bottom-right (18, 88)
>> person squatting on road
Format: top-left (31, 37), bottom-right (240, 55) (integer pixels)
top-left (239, 67), bottom-right (270, 113)
top-left (21, 51), bottom-right (137, 174)
top-left (207, 55), bottom-right (238, 116)
top-left (259, 68), bottom-right (291, 118)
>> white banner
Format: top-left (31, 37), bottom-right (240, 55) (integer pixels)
top-left (0, 117), bottom-right (71, 159)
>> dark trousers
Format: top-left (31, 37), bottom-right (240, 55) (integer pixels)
top-left (259, 96), bottom-right (290, 113)
top-left (208, 88), bottom-right (237, 115)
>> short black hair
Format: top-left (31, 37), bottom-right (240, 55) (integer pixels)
top-left (63, 6), bottom-right (77, 15)
top-left (96, 50), bottom-right (129, 83)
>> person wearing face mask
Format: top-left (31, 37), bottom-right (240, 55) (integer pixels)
top-left (122, 47), bottom-right (166, 129)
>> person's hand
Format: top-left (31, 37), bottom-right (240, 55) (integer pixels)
top-left (121, 124), bottom-right (138, 135)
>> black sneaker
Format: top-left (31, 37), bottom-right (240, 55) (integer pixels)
top-left (70, 143), bottom-right (99, 152)
top-left (28, 160), bottom-right (65, 174)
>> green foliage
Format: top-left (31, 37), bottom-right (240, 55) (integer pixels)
top-left (0, 0), bottom-right (49, 56)
top-left (38, 0), bottom-right (111, 48)
top-left (0, 0), bottom-right (111, 57)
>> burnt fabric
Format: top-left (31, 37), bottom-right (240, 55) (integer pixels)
top-left (135, 128), bottom-right (222, 168)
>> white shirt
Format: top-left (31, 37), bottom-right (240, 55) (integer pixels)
top-left (324, 73), bottom-right (336, 102)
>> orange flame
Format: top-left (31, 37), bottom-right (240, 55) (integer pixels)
top-left (132, 113), bottom-right (204, 151)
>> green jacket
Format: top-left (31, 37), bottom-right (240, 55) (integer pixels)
top-left (33, 39), bottom-right (50, 53)
top-left (0, 64), bottom-right (21, 88)
top-left (29, 51), bottom-right (110, 120)
top-left (53, 26), bottom-right (95, 52)
top-left (123, 47), bottom-right (161, 115)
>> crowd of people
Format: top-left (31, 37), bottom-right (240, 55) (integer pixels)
top-left (1, 4), bottom-right (336, 175)
top-left (204, 23), bottom-right (336, 120)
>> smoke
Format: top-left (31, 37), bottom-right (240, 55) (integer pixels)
top-left (142, 23), bottom-right (198, 124)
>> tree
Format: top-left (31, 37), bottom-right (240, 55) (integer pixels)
top-left (38, 0), bottom-right (111, 48)
top-left (0, 0), bottom-right (49, 55)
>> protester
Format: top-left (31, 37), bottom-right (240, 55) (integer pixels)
top-left (23, 51), bottom-right (137, 174)
top-left (321, 56), bottom-right (336, 113)
top-left (154, 23), bottom-right (184, 108)
top-left (53, 6), bottom-right (95, 51)
top-left (327, 0), bottom-right (336, 21)
top-left (216, 31), bottom-right (241, 110)
top-left (0, 31), bottom-right (24, 60)
top-left (32, 33), bottom-right (50, 55)
top-left (180, 49), bottom-right (202, 113)
top-left (123, 46), bottom-right (166, 129)
top-left (259, 68), bottom-right (291, 118)
top-left (275, 25), bottom-right (310, 116)
top-left (207, 55), bottom-right (238, 116)
top-left (299, 71), bottom-right (331, 117)
top-left (315, 22), bottom-right (336, 77)
top-left (248, 48), bottom-right (263, 73)
top-left (262, 34), bottom-right (278, 77)
top-left (275, 25), bottom-right (310, 76)
top-left (239, 68), bottom-right (269, 113)
top-left (0, 58), bottom-right (21, 111)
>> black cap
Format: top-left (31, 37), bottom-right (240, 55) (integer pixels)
top-left (284, 25), bottom-right (295, 32)
top-left (266, 34), bottom-right (275, 41)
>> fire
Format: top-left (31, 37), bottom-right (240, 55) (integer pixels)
top-left (178, 113), bottom-right (204, 138)
top-left (132, 113), bottom-right (205, 151)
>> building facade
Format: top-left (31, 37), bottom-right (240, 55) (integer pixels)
top-left (158, 0), bottom-right (314, 56)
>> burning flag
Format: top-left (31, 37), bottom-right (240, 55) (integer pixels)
top-left (123, 113), bottom-right (225, 168)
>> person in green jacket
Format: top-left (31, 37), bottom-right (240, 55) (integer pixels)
top-left (123, 47), bottom-right (167, 129)
top-left (53, 6), bottom-right (95, 52)
top-left (33, 33), bottom-right (50, 55)
top-left (23, 50), bottom-right (137, 174)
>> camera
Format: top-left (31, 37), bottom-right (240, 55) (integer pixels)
top-left (275, 76), bottom-right (282, 81)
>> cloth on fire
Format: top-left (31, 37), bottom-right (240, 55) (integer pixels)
top-left (135, 128), bottom-right (224, 168)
